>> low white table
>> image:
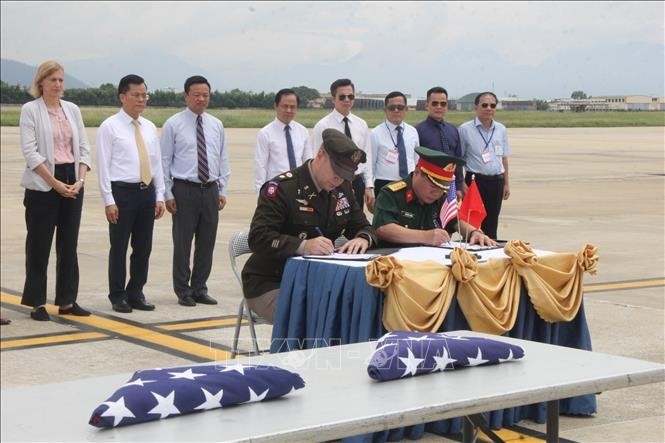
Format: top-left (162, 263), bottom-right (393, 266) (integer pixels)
top-left (2, 331), bottom-right (663, 442)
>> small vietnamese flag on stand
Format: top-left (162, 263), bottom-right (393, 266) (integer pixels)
top-left (459, 176), bottom-right (487, 229)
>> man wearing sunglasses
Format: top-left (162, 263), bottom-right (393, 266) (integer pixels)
top-left (370, 91), bottom-right (420, 196)
top-left (415, 86), bottom-right (464, 199)
top-left (309, 78), bottom-right (374, 212)
top-left (458, 92), bottom-right (511, 240)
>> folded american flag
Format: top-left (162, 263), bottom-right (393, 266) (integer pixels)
top-left (367, 331), bottom-right (525, 381)
top-left (90, 363), bottom-right (305, 428)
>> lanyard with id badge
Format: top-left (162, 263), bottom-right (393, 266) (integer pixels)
top-left (477, 125), bottom-right (496, 164)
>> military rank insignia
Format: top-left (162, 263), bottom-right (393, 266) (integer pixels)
top-left (265, 181), bottom-right (279, 198)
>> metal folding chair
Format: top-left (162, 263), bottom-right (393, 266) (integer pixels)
top-left (228, 230), bottom-right (266, 358)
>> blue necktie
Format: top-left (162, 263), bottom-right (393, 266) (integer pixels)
top-left (396, 126), bottom-right (408, 178)
top-left (437, 121), bottom-right (450, 153)
top-left (284, 125), bottom-right (297, 170)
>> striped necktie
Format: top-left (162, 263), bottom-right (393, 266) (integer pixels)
top-left (196, 115), bottom-right (209, 183)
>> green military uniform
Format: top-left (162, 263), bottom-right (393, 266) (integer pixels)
top-left (242, 163), bottom-right (377, 300)
top-left (372, 174), bottom-right (458, 248)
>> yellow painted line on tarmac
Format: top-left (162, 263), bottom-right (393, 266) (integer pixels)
top-left (1, 332), bottom-right (108, 350)
top-left (584, 278), bottom-right (665, 293)
top-left (158, 317), bottom-right (243, 331)
top-left (479, 428), bottom-right (543, 442)
top-left (0, 291), bottom-right (231, 361)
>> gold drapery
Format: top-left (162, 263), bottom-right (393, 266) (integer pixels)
top-left (365, 242), bottom-right (598, 334)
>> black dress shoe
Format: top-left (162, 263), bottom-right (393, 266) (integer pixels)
top-left (111, 300), bottom-right (133, 313)
top-left (178, 295), bottom-right (196, 307)
top-left (129, 298), bottom-right (155, 311)
top-left (194, 294), bottom-right (218, 305)
top-left (59, 302), bottom-right (91, 316)
top-left (30, 306), bottom-right (50, 321)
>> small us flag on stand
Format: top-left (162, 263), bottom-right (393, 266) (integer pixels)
top-left (439, 179), bottom-right (459, 228)
top-left (367, 331), bottom-right (525, 382)
top-left (89, 363), bottom-right (305, 428)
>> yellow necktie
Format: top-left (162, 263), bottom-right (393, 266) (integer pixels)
top-left (131, 119), bottom-right (152, 185)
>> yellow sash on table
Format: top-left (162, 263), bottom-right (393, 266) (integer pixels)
top-left (365, 241), bottom-right (598, 334)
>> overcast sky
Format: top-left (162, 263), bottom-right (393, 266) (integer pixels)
top-left (2, 1), bottom-right (663, 99)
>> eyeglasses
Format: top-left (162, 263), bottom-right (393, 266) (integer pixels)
top-left (430, 101), bottom-right (447, 107)
top-left (127, 93), bottom-right (150, 100)
top-left (480, 103), bottom-right (497, 109)
top-left (386, 104), bottom-right (406, 111)
top-left (337, 94), bottom-right (355, 101)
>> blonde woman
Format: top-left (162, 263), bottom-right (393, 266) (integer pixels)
top-left (19, 60), bottom-right (91, 320)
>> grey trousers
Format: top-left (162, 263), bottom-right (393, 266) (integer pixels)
top-left (171, 180), bottom-right (219, 299)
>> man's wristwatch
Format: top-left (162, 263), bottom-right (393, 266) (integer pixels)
top-left (78, 178), bottom-right (85, 184)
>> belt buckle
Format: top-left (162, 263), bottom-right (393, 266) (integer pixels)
top-left (139, 182), bottom-right (149, 190)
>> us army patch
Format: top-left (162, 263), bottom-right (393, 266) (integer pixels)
top-left (387, 181), bottom-right (407, 192)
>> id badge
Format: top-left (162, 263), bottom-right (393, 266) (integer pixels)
top-left (482, 149), bottom-right (492, 163)
top-left (494, 141), bottom-right (503, 156)
top-left (385, 148), bottom-right (399, 165)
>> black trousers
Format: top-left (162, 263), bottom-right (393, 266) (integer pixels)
top-left (108, 182), bottom-right (155, 304)
top-left (352, 175), bottom-right (366, 212)
top-left (465, 171), bottom-right (504, 240)
top-left (171, 180), bottom-right (219, 299)
top-left (22, 163), bottom-right (83, 308)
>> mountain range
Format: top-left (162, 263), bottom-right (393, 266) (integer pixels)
top-left (1, 58), bottom-right (89, 89)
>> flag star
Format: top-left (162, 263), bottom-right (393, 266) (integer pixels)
top-left (398, 348), bottom-right (424, 377)
top-left (220, 363), bottom-right (249, 375)
top-left (194, 387), bottom-right (224, 410)
top-left (466, 348), bottom-right (489, 366)
top-left (245, 387), bottom-right (269, 403)
top-left (122, 378), bottom-right (156, 388)
top-left (499, 349), bottom-right (514, 362)
top-left (168, 368), bottom-right (206, 380)
top-left (148, 391), bottom-right (180, 418)
top-left (433, 348), bottom-right (457, 371)
top-left (101, 397), bottom-right (135, 427)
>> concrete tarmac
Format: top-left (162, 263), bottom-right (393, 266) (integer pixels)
top-left (1, 125), bottom-right (663, 442)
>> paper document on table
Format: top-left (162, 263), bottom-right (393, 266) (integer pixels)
top-left (303, 252), bottom-right (380, 261)
top-left (439, 241), bottom-right (502, 251)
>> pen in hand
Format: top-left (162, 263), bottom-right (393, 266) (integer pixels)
top-left (314, 227), bottom-right (324, 237)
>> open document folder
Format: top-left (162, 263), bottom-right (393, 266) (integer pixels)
top-left (439, 241), bottom-right (503, 251)
top-left (303, 252), bottom-right (380, 261)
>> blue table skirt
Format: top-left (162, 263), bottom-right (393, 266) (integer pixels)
top-left (271, 259), bottom-right (597, 441)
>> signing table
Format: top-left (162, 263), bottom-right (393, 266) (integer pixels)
top-left (1, 333), bottom-right (663, 442)
top-left (271, 242), bottom-right (599, 438)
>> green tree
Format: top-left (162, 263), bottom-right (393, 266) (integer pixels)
top-left (534, 99), bottom-right (550, 111)
top-left (571, 90), bottom-right (587, 99)
top-left (291, 85), bottom-right (321, 107)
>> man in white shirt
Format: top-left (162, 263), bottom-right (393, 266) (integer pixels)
top-left (254, 89), bottom-right (311, 193)
top-left (161, 75), bottom-right (231, 307)
top-left (370, 91), bottom-right (420, 196)
top-left (96, 74), bottom-right (165, 313)
top-left (309, 78), bottom-right (374, 212)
